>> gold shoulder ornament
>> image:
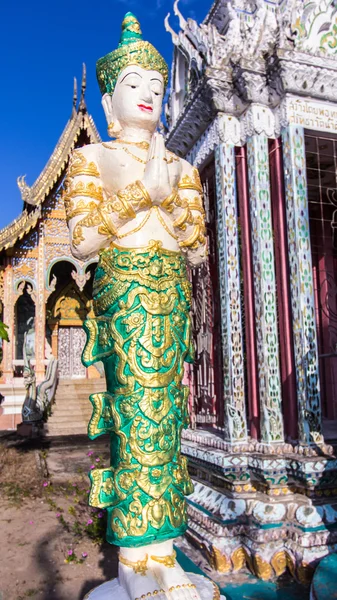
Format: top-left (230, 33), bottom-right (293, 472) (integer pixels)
top-left (178, 168), bottom-right (203, 194)
top-left (68, 151), bottom-right (100, 178)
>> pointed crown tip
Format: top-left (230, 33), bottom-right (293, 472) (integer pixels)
top-left (119, 12), bottom-right (142, 46)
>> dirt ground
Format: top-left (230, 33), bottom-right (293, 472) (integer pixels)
top-left (0, 434), bottom-right (310, 600)
top-left (0, 434), bottom-right (117, 600)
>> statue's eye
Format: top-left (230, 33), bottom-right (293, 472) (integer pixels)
top-left (131, 85), bottom-right (136, 89)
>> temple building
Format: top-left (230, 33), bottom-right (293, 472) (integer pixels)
top-left (163, 0), bottom-right (337, 584)
top-left (1, 0), bottom-right (337, 584)
top-left (0, 68), bottom-right (105, 431)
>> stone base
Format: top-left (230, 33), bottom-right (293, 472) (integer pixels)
top-left (17, 421), bottom-right (43, 438)
top-left (83, 573), bottom-right (225, 599)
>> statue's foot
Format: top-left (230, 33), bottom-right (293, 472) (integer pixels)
top-left (149, 552), bottom-right (201, 600)
top-left (118, 554), bottom-right (166, 600)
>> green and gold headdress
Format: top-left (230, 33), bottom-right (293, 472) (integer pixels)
top-left (96, 12), bottom-right (169, 96)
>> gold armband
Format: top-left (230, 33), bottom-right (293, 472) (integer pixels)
top-left (63, 179), bottom-right (104, 203)
top-left (68, 151), bottom-right (100, 178)
top-left (178, 168), bottom-right (203, 194)
top-left (64, 198), bottom-right (99, 223)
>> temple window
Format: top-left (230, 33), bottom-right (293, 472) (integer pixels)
top-left (305, 132), bottom-right (337, 421)
top-left (14, 282), bottom-right (35, 374)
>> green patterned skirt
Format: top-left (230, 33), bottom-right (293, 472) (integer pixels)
top-left (82, 240), bottom-right (194, 547)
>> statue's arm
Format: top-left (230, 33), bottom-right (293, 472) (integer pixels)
top-left (163, 160), bottom-right (207, 267)
top-left (63, 146), bottom-right (152, 261)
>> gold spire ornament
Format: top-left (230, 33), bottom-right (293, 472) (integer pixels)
top-left (96, 12), bottom-right (169, 96)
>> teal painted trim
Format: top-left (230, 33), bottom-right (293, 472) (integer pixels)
top-left (253, 521), bottom-right (284, 530)
top-left (187, 498), bottom-right (237, 526)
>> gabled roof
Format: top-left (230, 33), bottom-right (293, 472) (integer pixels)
top-left (0, 65), bottom-right (101, 252)
top-left (17, 64), bottom-right (101, 208)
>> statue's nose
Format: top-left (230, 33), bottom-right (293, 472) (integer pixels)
top-left (139, 82), bottom-right (153, 104)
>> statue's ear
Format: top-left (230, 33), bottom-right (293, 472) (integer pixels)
top-left (102, 94), bottom-right (122, 138)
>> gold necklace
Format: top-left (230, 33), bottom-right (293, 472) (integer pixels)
top-left (102, 142), bottom-right (147, 164)
top-left (115, 139), bottom-right (150, 150)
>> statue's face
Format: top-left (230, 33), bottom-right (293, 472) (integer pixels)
top-left (105, 65), bottom-right (164, 133)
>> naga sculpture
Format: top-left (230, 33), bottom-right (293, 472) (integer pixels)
top-left (21, 331), bottom-right (58, 424)
top-left (64, 12), bottom-right (222, 600)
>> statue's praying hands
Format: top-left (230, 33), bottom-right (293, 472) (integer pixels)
top-left (63, 12), bottom-right (206, 600)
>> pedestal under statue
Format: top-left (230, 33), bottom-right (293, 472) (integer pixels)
top-left (64, 12), bottom-right (224, 600)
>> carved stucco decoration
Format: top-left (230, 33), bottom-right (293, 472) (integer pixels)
top-left (53, 284), bottom-right (89, 325)
top-left (71, 269), bottom-right (91, 292)
top-left (293, 0), bottom-right (337, 57)
top-left (165, 0), bottom-right (337, 156)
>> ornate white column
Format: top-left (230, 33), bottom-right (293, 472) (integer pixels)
top-left (215, 138), bottom-right (247, 443)
top-left (35, 222), bottom-right (46, 381)
top-left (246, 133), bottom-right (284, 444)
top-left (281, 125), bottom-right (322, 445)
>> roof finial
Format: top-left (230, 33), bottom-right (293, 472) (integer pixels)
top-left (72, 77), bottom-right (78, 116)
top-left (173, 0), bottom-right (187, 30)
top-left (79, 63), bottom-right (87, 111)
top-left (164, 12), bottom-right (179, 45)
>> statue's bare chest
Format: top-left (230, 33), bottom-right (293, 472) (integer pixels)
top-left (94, 144), bottom-right (181, 195)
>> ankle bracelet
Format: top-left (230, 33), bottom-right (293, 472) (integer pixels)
top-left (119, 553), bottom-right (148, 576)
top-left (150, 550), bottom-right (176, 568)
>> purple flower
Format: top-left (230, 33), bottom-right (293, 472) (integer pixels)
top-left (82, 552), bottom-right (88, 558)
top-left (86, 490), bottom-right (90, 494)
top-left (29, 520), bottom-right (34, 525)
top-left (67, 549), bottom-right (73, 556)
top-left (87, 451), bottom-right (94, 457)
top-left (98, 512), bottom-right (103, 518)
top-left (95, 458), bottom-right (100, 462)
top-left (43, 482), bottom-right (49, 487)
top-left (90, 465), bottom-right (95, 470)
top-left (87, 519), bottom-right (93, 526)
top-left (56, 512), bottom-right (61, 518)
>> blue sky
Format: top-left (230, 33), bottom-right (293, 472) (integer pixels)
top-left (0, 0), bottom-right (211, 229)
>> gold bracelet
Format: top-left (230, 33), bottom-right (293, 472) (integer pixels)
top-left (114, 180), bottom-right (152, 218)
top-left (97, 204), bottom-right (118, 237)
top-left (136, 180), bottom-right (152, 207)
top-left (119, 553), bottom-right (148, 576)
top-left (150, 550), bottom-right (176, 568)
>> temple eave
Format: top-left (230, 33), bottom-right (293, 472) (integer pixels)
top-left (0, 208), bottom-right (41, 252)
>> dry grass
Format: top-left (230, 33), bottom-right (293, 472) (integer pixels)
top-left (0, 440), bottom-right (43, 505)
